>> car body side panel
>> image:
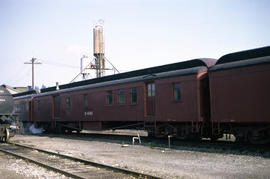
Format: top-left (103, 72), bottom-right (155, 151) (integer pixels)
top-left (209, 63), bottom-right (270, 123)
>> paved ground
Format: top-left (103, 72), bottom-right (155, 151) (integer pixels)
top-left (7, 134), bottom-right (270, 179)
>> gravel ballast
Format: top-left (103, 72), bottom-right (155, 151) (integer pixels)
top-left (0, 151), bottom-right (70, 179)
top-left (9, 134), bottom-right (270, 178)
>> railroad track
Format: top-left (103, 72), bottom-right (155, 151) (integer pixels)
top-left (0, 142), bottom-right (160, 179)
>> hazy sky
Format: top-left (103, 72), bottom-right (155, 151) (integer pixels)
top-left (0, 0), bottom-right (269, 88)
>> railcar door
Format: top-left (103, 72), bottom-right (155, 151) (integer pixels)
top-left (53, 95), bottom-right (61, 120)
top-left (146, 82), bottom-right (155, 116)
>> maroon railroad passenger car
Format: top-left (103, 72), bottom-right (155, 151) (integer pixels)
top-left (15, 58), bottom-right (216, 138)
top-left (209, 46), bottom-right (270, 143)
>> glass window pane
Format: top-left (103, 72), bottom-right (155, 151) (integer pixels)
top-left (118, 89), bottom-right (125, 104)
top-left (152, 83), bottom-right (155, 96)
top-left (131, 87), bottom-right (137, 104)
top-left (108, 95), bottom-right (112, 104)
top-left (107, 91), bottom-right (112, 105)
top-left (173, 83), bottom-right (181, 101)
top-left (148, 84), bottom-right (152, 97)
top-left (37, 100), bottom-right (40, 111)
top-left (66, 97), bottom-right (71, 108)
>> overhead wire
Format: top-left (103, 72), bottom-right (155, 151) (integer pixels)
top-left (42, 60), bottom-right (79, 69)
top-left (9, 57), bottom-right (121, 86)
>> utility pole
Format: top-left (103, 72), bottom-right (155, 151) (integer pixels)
top-left (24, 57), bottom-right (42, 89)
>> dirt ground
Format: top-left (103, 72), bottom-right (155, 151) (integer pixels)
top-left (7, 134), bottom-right (270, 178)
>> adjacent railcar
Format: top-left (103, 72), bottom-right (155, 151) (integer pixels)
top-left (209, 46), bottom-right (270, 143)
top-left (15, 58), bottom-right (216, 139)
top-left (13, 90), bottom-right (37, 131)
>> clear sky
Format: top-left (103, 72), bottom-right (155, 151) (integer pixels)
top-left (0, 0), bottom-right (269, 88)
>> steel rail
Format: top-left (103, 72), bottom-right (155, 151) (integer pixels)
top-left (0, 146), bottom-right (85, 179)
top-left (7, 142), bottom-right (161, 179)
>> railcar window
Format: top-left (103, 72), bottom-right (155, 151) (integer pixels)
top-left (118, 89), bottom-right (125, 104)
top-left (37, 100), bottom-right (41, 111)
top-left (107, 91), bottom-right (113, 105)
top-left (66, 97), bottom-right (71, 108)
top-left (147, 83), bottom-right (155, 97)
top-left (83, 94), bottom-right (88, 107)
top-left (131, 87), bottom-right (137, 104)
top-left (173, 83), bottom-right (181, 101)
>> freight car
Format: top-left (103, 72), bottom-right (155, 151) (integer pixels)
top-left (14, 58), bottom-right (216, 139)
top-left (0, 85), bottom-right (17, 142)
